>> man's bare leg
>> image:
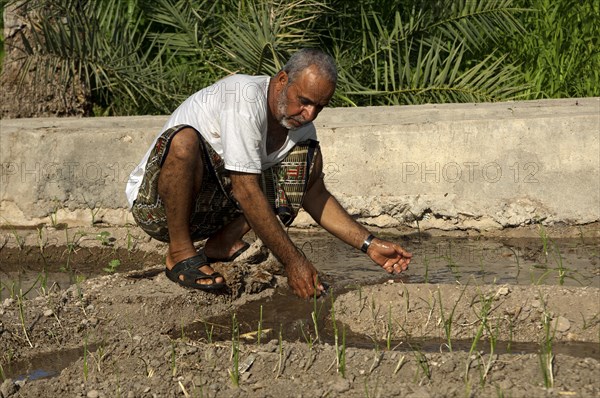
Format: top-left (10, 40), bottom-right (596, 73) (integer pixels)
top-left (204, 215), bottom-right (251, 260)
top-left (157, 127), bottom-right (223, 285)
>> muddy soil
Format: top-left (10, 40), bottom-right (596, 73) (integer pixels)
top-left (0, 224), bottom-right (598, 397)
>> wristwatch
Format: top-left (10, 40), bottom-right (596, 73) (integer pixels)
top-left (360, 234), bottom-right (375, 253)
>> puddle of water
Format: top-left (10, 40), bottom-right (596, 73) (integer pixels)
top-left (176, 288), bottom-right (600, 361)
top-left (1, 345), bottom-right (95, 381)
top-left (291, 231), bottom-right (600, 288)
top-left (0, 246), bottom-right (158, 300)
top-left (1, 231), bottom-right (597, 301)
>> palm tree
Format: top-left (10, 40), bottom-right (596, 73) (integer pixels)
top-left (9, 0), bottom-right (174, 115)
top-left (7, 0), bottom-right (532, 115)
top-left (328, 0), bottom-right (529, 105)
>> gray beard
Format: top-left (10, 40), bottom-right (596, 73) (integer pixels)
top-left (277, 86), bottom-right (302, 130)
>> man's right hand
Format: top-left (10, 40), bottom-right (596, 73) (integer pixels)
top-left (285, 257), bottom-right (325, 299)
top-left (231, 171), bottom-right (325, 299)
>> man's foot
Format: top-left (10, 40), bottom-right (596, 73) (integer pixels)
top-left (203, 239), bottom-right (250, 263)
top-left (166, 248), bottom-right (224, 287)
top-left (165, 254), bottom-right (225, 291)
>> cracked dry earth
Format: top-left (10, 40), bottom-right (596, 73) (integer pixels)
top-left (0, 226), bottom-right (599, 398)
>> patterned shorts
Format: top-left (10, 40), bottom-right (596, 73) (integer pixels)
top-left (131, 125), bottom-right (319, 242)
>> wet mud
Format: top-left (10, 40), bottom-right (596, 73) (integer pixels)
top-left (0, 224), bottom-right (598, 397)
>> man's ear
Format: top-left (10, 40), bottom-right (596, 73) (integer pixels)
top-left (275, 70), bottom-right (289, 88)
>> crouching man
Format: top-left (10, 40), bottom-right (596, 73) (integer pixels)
top-left (125, 49), bottom-right (412, 298)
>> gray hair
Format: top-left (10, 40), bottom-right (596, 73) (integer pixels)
top-left (281, 48), bottom-right (337, 85)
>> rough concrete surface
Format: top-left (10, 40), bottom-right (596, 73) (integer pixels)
top-left (1, 98), bottom-right (598, 230)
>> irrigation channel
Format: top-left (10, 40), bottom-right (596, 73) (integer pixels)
top-left (0, 226), bottom-right (599, 397)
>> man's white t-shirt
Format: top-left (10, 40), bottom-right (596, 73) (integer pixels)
top-left (125, 74), bottom-right (317, 208)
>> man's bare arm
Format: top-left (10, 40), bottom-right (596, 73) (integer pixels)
top-left (230, 171), bottom-right (324, 298)
top-left (302, 174), bottom-right (369, 248)
top-left (302, 162), bottom-right (412, 274)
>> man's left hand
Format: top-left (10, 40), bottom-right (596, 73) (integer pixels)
top-left (367, 238), bottom-right (412, 274)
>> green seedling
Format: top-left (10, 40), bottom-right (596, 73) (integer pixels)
top-left (95, 231), bottom-right (113, 246)
top-left (229, 313), bottom-right (240, 387)
top-left (409, 210), bottom-right (423, 243)
top-left (507, 247), bottom-right (521, 282)
top-left (465, 290), bottom-right (495, 385)
top-left (49, 209), bottom-right (58, 227)
top-left (330, 292), bottom-right (346, 377)
top-left (411, 346), bottom-right (431, 384)
top-left (386, 303), bottom-right (393, 350)
top-left (90, 342), bottom-right (107, 373)
top-left (442, 241), bottom-right (461, 280)
top-left (0, 217), bottom-right (22, 247)
top-left (310, 311), bottom-right (319, 343)
top-left (62, 229), bottom-right (87, 272)
top-left (438, 283), bottom-right (468, 352)
top-left (479, 320), bottom-right (501, 386)
top-left (17, 291), bottom-right (33, 348)
top-left (104, 259), bottom-right (121, 274)
top-left (354, 284), bottom-right (367, 315)
top-left (538, 223), bottom-right (550, 261)
top-left (257, 304), bottom-right (263, 345)
top-left (580, 313), bottom-right (600, 331)
top-left (48, 198), bottom-right (62, 227)
top-left (83, 195), bottom-right (101, 225)
top-left (507, 315), bottom-right (516, 353)
top-left (552, 242), bottom-right (566, 285)
top-left (539, 310), bottom-right (556, 388)
top-left (369, 296), bottom-right (384, 340)
top-left (0, 280), bottom-right (16, 300)
top-left (65, 228), bottom-right (86, 253)
top-left (400, 283), bottom-right (410, 320)
top-left (300, 321), bottom-right (314, 351)
top-left (125, 228), bottom-right (137, 253)
top-left (74, 275), bottom-right (86, 300)
top-left (90, 207), bottom-right (101, 225)
top-left (536, 227), bottom-right (581, 286)
top-left (36, 227), bottom-right (47, 253)
top-left (180, 318), bottom-right (187, 342)
top-left (423, 255), bottom-right (430, 283)
top-left (203, 320), bottom-right (214, 344)
top-left (8, 227), bottom-right (24, 251)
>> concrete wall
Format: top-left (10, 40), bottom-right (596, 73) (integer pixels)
top-left (1, 97), bottom-right (598, 230)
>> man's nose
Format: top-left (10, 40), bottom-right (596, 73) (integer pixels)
top-left (302, 105), bottom-right (318, 121)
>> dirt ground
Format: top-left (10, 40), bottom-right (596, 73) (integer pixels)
top-left (0, 225), bottom-right (599, 397)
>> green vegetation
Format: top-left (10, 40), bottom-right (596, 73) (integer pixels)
top-left (4, 0), bottom-right (596, 116)
top-left (504, 0), bottom-right (599, 99)
top-left (229, 313), bottom-right (240, 387)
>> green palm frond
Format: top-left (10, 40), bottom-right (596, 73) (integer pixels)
top-left (424, 0), bottom-right (527, 51)
top-left (218, 0), bottom-right (329, 76)
top-left (147, 0), bottom-right (219, 57)
top-left (334, 1), bottom-right (528, 105)
top-left (343, 38), bottom-right (525, 105)
top-left (16, 0), bottom-right (172, 115)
